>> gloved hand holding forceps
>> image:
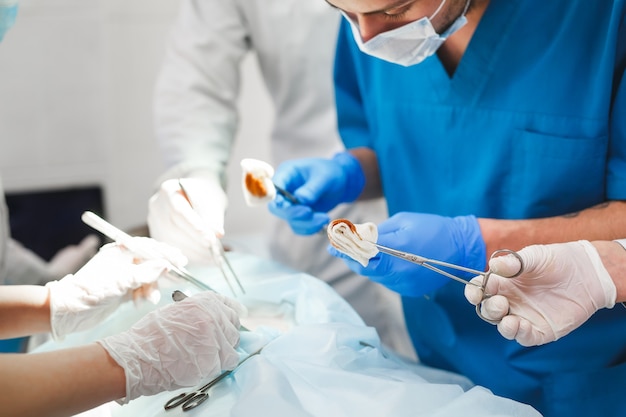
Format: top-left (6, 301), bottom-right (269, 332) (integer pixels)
top-left (328, 212), bottom-right (487, 297)
top-left (149, 174), bottom-right (227, 264)
top-left (148, 177), bottom-right (244, 296)
top-left (464, 240), bottom-right (618, 346)
top-left (268, 152), bottom-right (488, 297)
top-left (268, 152), bottom-right (366, 235)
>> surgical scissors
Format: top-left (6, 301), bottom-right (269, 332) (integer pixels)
top-left (370, 242), bottom-right (523, 324)
top-left (178, 179), bottom-right (245, 296)
top-left (164, 346), bottom-right (263, 412)
top-left (81, 211), bottom-right (216, 293)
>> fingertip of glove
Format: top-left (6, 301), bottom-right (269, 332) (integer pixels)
top-left (327, 245), bottom-right (354, 263)
top-left (289, 216), bottom-right (327, 236)
top-left (463, 283), bottom-right (483, 305)
top-left (267, 197), bottom-right (292, 217)
top-left (515, 318), bottom-right (543, 347)
top-left (327, 245), bottom-right (340, 257)
top-left (223, 350), bottom-right (242, 371)
top-left (483, 295), bottom-right (510, 319)
top-left (497, 315), bottom-right (520, 340)
top-left (489, 253), bottom-right (523, 278)
top-left (79, 234), bottom-right (101, 253)
top-left (204, 292), bottom-right (248, 319)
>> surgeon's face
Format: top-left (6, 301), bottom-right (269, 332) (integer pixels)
top-left (326, 0), bottom-right (464, 42)
top-left (0, 0), bottom-right (18, 42)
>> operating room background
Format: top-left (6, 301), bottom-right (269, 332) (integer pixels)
top-left (0, 0), bottom-right (275, 256)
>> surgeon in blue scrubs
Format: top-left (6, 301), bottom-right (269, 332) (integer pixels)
top-left (267, 0), bottom-right (626, 415)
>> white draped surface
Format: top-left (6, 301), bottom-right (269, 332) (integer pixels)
top-left (35, 253), bottom-right (541, 417)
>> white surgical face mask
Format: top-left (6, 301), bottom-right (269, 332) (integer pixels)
top-left (0, 0), bottom-right (18, 42)
top-left (343, 0), bottom-right (470, 67)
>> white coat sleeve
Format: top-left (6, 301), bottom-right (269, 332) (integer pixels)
top-left (3, 239), bottom-right (54, 285)
top-left (154, 0), bottom-right (252, 188)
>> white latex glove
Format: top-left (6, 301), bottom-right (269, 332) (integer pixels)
top-left (46, 234), bottom-right (101, 279)
top-left (97, 291), bottom-right (244, 403)
top-left (464, 241), bottom-right (617, 346)
top-left (46, 238), bottom-right (187, 340)
top-left (148, 176), bottom-right (226, 264)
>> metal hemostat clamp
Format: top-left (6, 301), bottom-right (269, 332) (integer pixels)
top-left (164, 345), bottom-right (264, 411)
top-left (371, 242), bottom-right (523, 324)
top-left (178, 179), bottom-right (245, 297)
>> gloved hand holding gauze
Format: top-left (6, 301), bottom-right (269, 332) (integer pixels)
top-left (97, 291), bottom-right (244, 403)
top-left (326, 219), bottom-right (379, 267)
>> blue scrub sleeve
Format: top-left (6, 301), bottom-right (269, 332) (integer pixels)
top-left (606, 15), bottom-right (626, 200)
top-left (334, 18), bottom-right (371, 150)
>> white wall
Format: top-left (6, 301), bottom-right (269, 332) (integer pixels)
top-left (0, 0), bottom-right (273, 236)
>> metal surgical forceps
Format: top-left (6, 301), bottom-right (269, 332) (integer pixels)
top-left (371, 242), bottom-right (524, 324)
top-left (178, 179), bottom-right (245, 297)
top-left (164, 346), bottom-right (263, 412)
top-left (273, 183), bottom-right (300, 204)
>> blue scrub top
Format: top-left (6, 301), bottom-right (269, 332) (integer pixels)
top-left (334, 1), bottom-right (626, 416)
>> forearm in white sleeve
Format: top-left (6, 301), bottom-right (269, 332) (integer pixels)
top-left (154, 0), bottom-right (252, 188)
top-left (3, 239), bottom-right (54, 286)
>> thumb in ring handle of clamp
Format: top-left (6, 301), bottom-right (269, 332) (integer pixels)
top-left (475, 249), bottom-right (524, 325)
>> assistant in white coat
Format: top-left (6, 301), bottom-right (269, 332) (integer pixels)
top-left (148, 0), bottom-right (414, 358)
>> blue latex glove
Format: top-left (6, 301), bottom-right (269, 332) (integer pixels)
top-left (328, 212), bottom-right (487, 297)
top-left (268, 152), bottom-right (365, 235)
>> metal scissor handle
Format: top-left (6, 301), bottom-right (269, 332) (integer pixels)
top-left (475, 249), bottom-right (524, 324)
top-left (164, 346), bottom-right (264, 412)
top-left (371, 242), bottom-right (524, 324)
top-left (181, 392), bottom-right (210, 411)
top-left (164, 369), bottom-right (230, 411)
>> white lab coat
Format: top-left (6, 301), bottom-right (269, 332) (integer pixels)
top-left (154, 0), bottom-right (414, 358)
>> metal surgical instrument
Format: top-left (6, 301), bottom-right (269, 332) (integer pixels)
top-left (164, 346), bottom-right (264, 412)
top-left (273, 183), bottom-right (300, 204)
top-left (81, 211), bottom-right (215, 293)
top-left (177, 179), bottom-right (245, 296)
top-left (370, 242), bottom-right (523, 324)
